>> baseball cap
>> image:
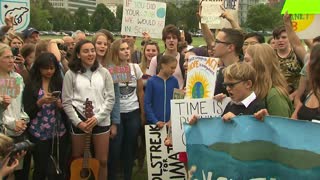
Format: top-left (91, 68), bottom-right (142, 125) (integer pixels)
top-left (22, 27), bottom-right (39, 39)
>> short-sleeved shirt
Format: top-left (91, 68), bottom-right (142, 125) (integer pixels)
top-left (119, 63), bottom-right (143, 113)
top-left (277, 50), bottom-right (302, 92)
top-left (29, 89), bottom-right (66, 140)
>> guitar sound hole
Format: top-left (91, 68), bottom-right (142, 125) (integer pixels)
top-left (80, 168), bottom-right (90, 178)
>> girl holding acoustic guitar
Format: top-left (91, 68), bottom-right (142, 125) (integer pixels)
top-left (62, 39), bottom-right (115, 180)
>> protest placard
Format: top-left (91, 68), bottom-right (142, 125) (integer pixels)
top-left (281, 0), bottom-right (320, 39)
top-left (145, 125), bottom-right (187, 179)
top-left (201, 0), bottom-right (239, 29)
top-left (0, 77), bottom-right (22, 98)
top-left (107, 65), bottom-right (131, 83)
top-left (185, 116), bottom-right (320, 180)
top-left (0, 0), bottom-right (30, 32)
top-left (185, 56), bottom-right (219, 99)
top-left (170, 98), bottom-right (230, 152)
top-left (121, 0), bottom-right (166, 39)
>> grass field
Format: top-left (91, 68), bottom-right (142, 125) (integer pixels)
top-left (42, 35), bottom-right (207, 52)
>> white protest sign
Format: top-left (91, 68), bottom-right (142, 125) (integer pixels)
top-left (290, 14), bottom-right (320, 39)
top-left (0, 0), bottom-right (30, 32)
top-left (145, 125), bottom-right (187, 179)
top-left (171, 98), bottom-right (230, 152)
top-left (185, 56), bottom-right (219, 99)
top-left (0, 77), bottom-right (22, 98)
top-left (121, 0), bottom-right (166, 39)
top-left (201, 0), bottom-right (239, 29)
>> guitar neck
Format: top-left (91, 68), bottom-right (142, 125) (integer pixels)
top-left (82, 98), bottom-right (94, 169)
top-left (82, 132), bottom-right (92, 169)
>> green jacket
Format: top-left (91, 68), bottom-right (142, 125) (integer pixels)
top-left (264, 87), bottom-right (294, 118)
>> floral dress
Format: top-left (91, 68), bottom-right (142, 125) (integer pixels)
top-left (28, 89), bottom-right (66, 140)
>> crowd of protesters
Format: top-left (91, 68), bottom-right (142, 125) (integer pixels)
top-left (0, 4), bottom-right (320, 180)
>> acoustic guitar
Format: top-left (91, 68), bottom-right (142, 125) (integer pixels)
top-left (70, 98), bottom-right (99, 180)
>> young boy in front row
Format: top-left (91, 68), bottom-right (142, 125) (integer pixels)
top-left (190, 62), bottom-right (265, 124)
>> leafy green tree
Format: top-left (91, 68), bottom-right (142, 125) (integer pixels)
top-left (165, 3), bottom-right (179, 26)
top-left (114, 5), bottom-right (123, 31)
top-left (91, 4), bottom-right (116, 31)
top-left (29, 0), bottom-right (52, 30)
top-left (51, 8), bottom-right (74, 31)
top-left (179, 1), bottom-right (199, 31)
top-left (245, 4), bottom-right (282, 32)
top-left (74, 7), bottom-right (90, 31)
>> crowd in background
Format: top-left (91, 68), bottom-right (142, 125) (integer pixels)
top-left (0, 4), bottom-right (320, 180)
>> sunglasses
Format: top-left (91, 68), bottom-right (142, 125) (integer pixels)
top-left (215, 39), bottom-right (231, 45)
top-left (222, 81), bottom-right (244, 89)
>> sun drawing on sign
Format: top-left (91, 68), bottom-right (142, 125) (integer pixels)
top-left (186, 72), bottom-right (210, 98)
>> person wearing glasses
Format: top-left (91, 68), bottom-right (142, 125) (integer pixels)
top-left (242, 32), bottom-right (265, 54)
top-left (189, 62), bottom-right (264, 123)
top-left (213, 28), bottom-right (244, 96)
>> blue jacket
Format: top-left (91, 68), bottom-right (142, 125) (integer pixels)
top-left (144, 75), bottom-right (179, 124)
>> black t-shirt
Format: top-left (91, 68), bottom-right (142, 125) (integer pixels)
top-left (214, 68), bottom-right (228, 96)
top-left (297, 104), bottom-right (320, 121)
top-left (222, 98), bottom-right (265, 116)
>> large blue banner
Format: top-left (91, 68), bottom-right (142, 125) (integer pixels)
top-left (185, 116), bottom-right (320, 180)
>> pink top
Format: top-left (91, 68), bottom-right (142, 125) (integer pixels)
top-left (149, 53), bottom-right (184, 89)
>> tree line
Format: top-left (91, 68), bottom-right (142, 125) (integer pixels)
top-left (29, 0), bottom-right (282, 33)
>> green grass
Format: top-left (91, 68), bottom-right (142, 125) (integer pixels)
top-left (41, 35), bottom-right (207, 52)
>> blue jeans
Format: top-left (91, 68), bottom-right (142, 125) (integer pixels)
top-left (108, 109), bottom-right (141, 180)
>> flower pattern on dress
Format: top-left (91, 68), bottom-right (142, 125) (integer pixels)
top-left (28, 89), bottom-right (66, 140)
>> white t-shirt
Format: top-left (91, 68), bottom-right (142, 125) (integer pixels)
top-left (119, 63), bottom-right (143, 113)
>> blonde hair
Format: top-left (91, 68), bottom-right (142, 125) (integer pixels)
top-left (0, 43), bottom-right (10, 56)
top-left (92, 32), bottom-right (110, 67)
top-left (247, 44), bottom-right (288, 99)
top-left (0, 133), bottom-right (13, 160)
top-left (5, 32), bottom-right (24, 46)
top-left (109, 39), bottom-right (129, 66)
top-left (223, 62), bottom-right (256, 84)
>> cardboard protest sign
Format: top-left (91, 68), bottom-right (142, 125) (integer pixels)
top-left (0, 77), bottom-right (22, 98)
top-left (185, 116), bottom-right (320, 180)
top-left (145, 125), bottom-right (187, 179)
top-left (281, 0), bottom-right (320, 39)
top-left (185, 56), bottom-right (219, 99)
top-left (121, 0), bottom-right (166, 39)
top-left (0, 0), bottom-right (30, 32)
top-left (201, 0), bottom-right (239, 29)
top-left (170, 98), bottom-right (230, 152)
top-left (107, 65), bottom-right (131, 83)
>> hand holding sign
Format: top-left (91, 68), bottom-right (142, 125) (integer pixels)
top-left (220, 5), bottom-right (232, 21)
top-left (0, 95), bottom-right (11, 109)
top-left (283, 11), bottom-right (292, 26)
top-left (4, 15), bottom-right (13, 28)
top-left (196, 0), bottom-right (203, 22)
